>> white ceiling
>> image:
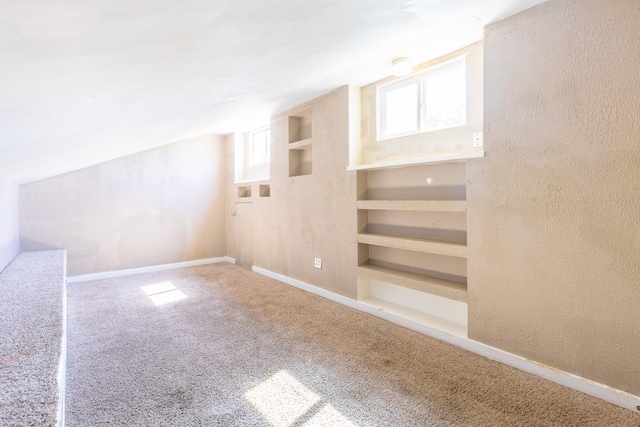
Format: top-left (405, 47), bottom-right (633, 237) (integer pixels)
top-left (0, 0), bottom-right (546, 183)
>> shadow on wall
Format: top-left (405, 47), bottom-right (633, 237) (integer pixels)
top-left (20, 239), bottom-right (62, 252)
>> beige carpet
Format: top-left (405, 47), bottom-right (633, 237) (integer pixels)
top-left (65, 263), bottom-right (640, 426)
top-left (0, 250), bottom-right (65, 427)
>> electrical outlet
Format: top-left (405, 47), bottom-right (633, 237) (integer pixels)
top-left (314, 258), bottom-right (322, 269)
top-left (473, 131), bottom-right (483, 147)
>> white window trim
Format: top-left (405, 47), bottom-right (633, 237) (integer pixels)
top-left (377, 55), bottom-right (466, 141)
top-left (247, 126), bottom-right (271, 166)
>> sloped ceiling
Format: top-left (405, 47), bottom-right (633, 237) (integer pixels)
top-left (0, 0), bottom-right (547, 183)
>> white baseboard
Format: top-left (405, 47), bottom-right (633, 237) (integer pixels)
top-left (252, 266), bottom-right (640, 414)
top-left (67, 257), bottom-right (230, 283)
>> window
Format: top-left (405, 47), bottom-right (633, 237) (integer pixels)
top-left (235, 125), bottom-right (270, 182)
top-left (378, 55), bottom-right (466, 140)
top-left (248, 127), bottom-right (271, 165)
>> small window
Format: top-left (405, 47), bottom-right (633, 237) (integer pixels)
top-left (248, 127), bottom-right (271, 165)
top-left (378, 56), bottom-right (466, 140)
top-left (383, 83), bottom-right (419, 136)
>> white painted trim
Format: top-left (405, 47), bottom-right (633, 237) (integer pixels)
top-left (347, 150), bottom-right (484, 171)
top-left (253, 266), bottom-right (363, 310)
top-left (252, 266), bottom-right (640, 413)
top-left (67, 257), bottom-right (229, 283)
top-left (56, 251), bottom-right (68, 427)
top-left (234, 178), bottom-right (270, 185)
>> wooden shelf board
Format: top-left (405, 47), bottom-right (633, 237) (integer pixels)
top-left (288, 138), bottom-right (312, 150)
top-left (356, 200), bottom-right (466, 212)
top-left (357, 233), bottom-right (467, 258)
top-left (347, 151), bottom-right (484, 171)
top-left (358, 263), bottom-right (467, 303)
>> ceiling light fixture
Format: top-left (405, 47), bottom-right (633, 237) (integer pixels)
top-left (392, 57), bottom-right (413, 77)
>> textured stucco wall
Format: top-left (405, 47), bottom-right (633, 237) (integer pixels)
top-left (0, 180), bottom-right (19, 272)
top-left (269, 87), bottom-right (358, 298)
top-left (19, 135), bottom-right (226, 276)
top-left (224, 134), bottom-right (238, 260)
top-left (468, 0), bottom-right (640, 395)
top-left (226, 87), bottom-right (358, 298)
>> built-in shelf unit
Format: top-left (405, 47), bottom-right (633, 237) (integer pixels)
top-left (356, 156), bottom-right (478, 338)
top-left (288, 110), bottom-right (312, 177)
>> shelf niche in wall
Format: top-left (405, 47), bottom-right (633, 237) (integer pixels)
top-left (238, 185), bottom-right (252, 198)
top-left (356, 161), bottom-right (469, 337)
top-left (288, 110), bottom-right (313, 177)
top-left (289, 146), bottom-right (312, 177)
top-left (259, 184), bottom-right (271, 197)
top-left (288, 110), bottom-right (312, 143)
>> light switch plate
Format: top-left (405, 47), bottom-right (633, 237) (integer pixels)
top-left (473, 131), bottom-right (483, 147)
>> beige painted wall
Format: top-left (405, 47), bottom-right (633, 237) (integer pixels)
top-left (226, 86), bottom-right (359, 298)
top-left (0, 179), bottom-right (19, 272)
top-left (20, 135), bottom-right (226, 276)
top-left (225, 134), bottom-right (238, 260)
top-left (468, 0), bottom-right (640, 395)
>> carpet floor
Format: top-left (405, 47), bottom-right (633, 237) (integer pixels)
top-left (65, 263), bottom-right (640, 426)
top-left (0, 251), bottom-right (65, 427)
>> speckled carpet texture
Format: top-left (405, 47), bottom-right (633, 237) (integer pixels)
top-left (0, 250), bottom-right (65, 427)
top-left (66, 263), bottom-right (640, 426)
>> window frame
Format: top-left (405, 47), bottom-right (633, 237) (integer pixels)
top-left (377, 55), bottom-right (467, 141)
top-left (247, 126), bottom-right (271, 166)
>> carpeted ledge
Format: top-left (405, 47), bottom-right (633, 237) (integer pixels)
top-left (0, 250), bottom-right (66, 427)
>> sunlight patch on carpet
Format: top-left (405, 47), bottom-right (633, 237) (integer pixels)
top-left (302, 403), bottom-right (359, 426)
top-left (140, 282), bottom-right (187, 306)
top-left (244, 370), bottom-right (358, 427)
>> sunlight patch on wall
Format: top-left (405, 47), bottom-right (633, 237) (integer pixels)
top-left (244, 370), bottom-right (358, 427)
top-left (140, 282), bottom-right (187, 306)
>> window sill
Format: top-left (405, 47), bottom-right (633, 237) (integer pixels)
top-left (233, 178), bottom-right (270, 185)
top-left (347, 150), bottom-right (484, 172)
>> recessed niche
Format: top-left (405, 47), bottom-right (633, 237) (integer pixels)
top-left (288, 109), bottom-right (313, 177)
top-left (289, 147), bottom-right (312, 177)
top-left (355, 161), bottom-right (471, 337)
top-left (238, 185), bottom-right (252, 198)
top-left (259, 184), bottom-right (271, 197)
top-left (288, 110), bottom-right (312, 143)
